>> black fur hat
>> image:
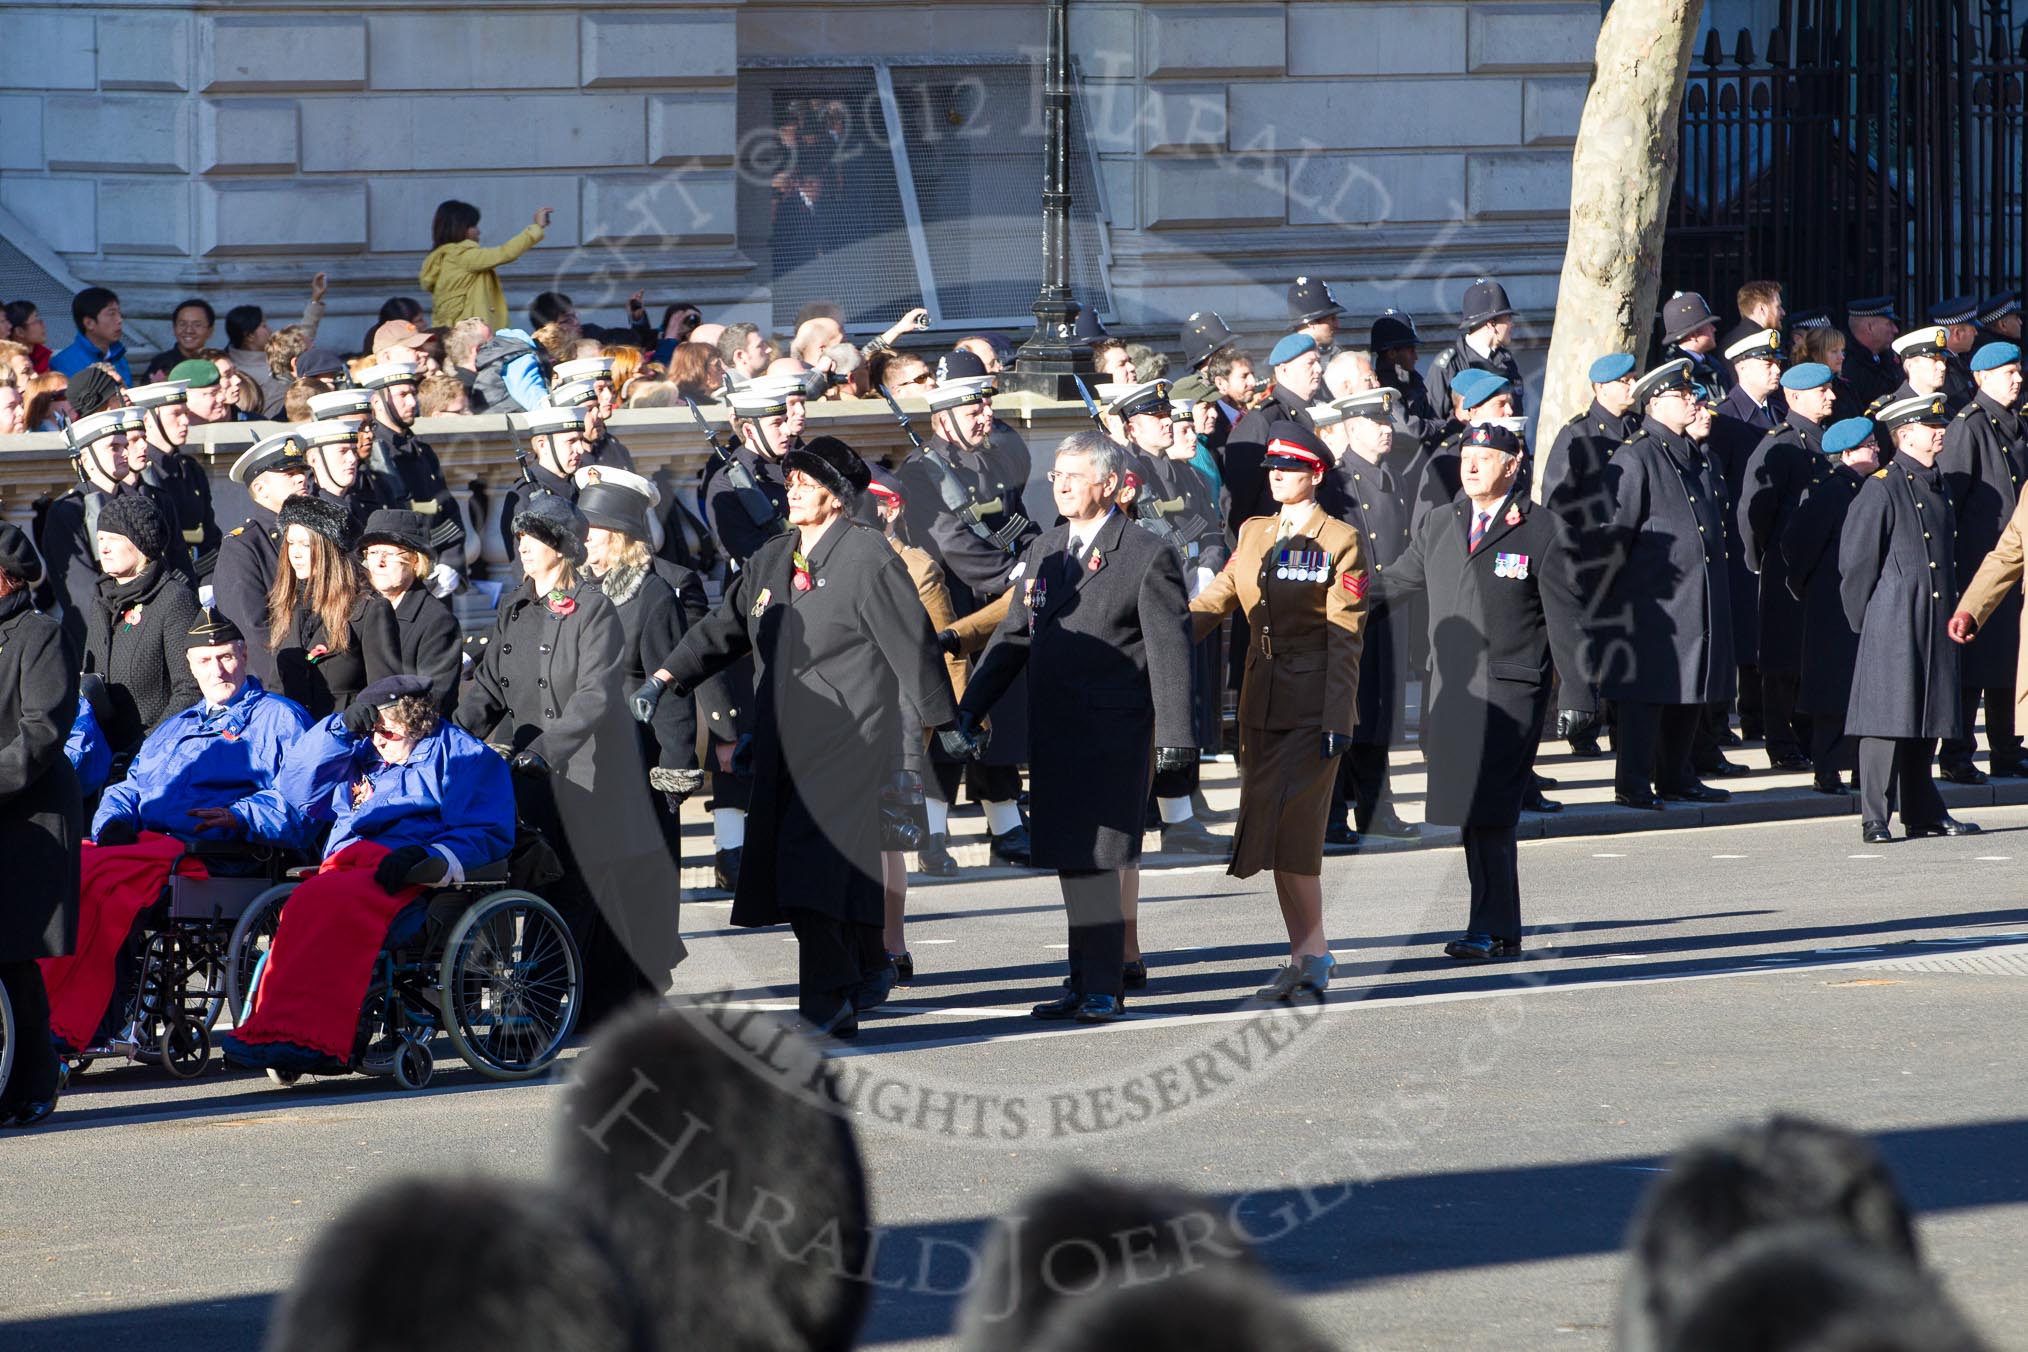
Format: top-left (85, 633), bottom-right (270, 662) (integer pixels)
top-left (512, 491), bottom-right (589, 567)
top-left (278, 492), bottom-right (358, 552)
top-left (781, 435), bottom-right (872, 507)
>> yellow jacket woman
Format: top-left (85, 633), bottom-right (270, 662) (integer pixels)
top-left (418, 200), bottom-right (551, 331)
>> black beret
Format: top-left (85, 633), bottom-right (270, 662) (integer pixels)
top-left (279, 493), bottom-right (358, 551)
top-left (782, 435), bottom-right (873, 506)
top-left (0, 523), bottom-right (45, 586)
top-left (65, 366), bottom-right (123, 418)
top-left (512, 492), bottom-right (589, 567)
top-left (356, 674), bottom-right (432, 709)
top-left (96, 493), bottom-right (169, 561)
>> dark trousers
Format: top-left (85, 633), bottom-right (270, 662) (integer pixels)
top-left (784, 905), bottom-right (885, 1023)
top-left (1761, 669), bottom-right (1807, 758)
top-left (0, 960), bottom-right (59, 1112)
top-left (1462, 825), bottom-right (1521, 942)
top-left (1615, 701), bottom-right (1700, 796)
top-left (1941, 688), bottom-right (2021, 770)
top-left (1738, 663), bottom-right (1764, 736)
top-left (930, 759), bottom-right (1021, 806)
top-left (1059, 869), bottom-right (1125, 999)
top-left (1857, 737), bottom-right (1948, 829)
top-left (1810, 713), bottom-right (1854, 775)
top-left (1330, 744), bottom-right (1393, 829)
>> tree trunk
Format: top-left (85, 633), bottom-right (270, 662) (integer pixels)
top-left (1535, 0), bottom-right (1706, 488)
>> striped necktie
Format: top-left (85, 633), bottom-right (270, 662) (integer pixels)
top-left (1469, 510), bottom-right (1491, 552)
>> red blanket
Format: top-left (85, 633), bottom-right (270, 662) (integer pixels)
top-left (231, 840), bottom-right (424, 1060)
top-left (40, 833), bottom-right (207, 1052)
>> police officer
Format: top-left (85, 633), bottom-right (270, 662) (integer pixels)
top-left (129, 378), bottom-right (216, 578)
top-left (1320, 389), bottom-right (1416, 844)
top-left (1599, 360), bottom-right (1736, 809)
top-left (1222, 333), bottom-right (1326, 534)
top-left (1169, 310), bottom-right (1239, 433)
top-left (894, 370), bottom-right (1042, 866)
top-left (1188, 428), bottom-right (1368, 998)
top-left (1370, 309), bottom-right (1444, 449)
top-left (1938, 341), bottom-right (2028, 781)
top-left (1841, 394), bottom-right (1981, 842)
top-left (1541, 353), bottom-right (1640, 547)
top-left (39, 409), bottom-right (151, 650)
top-left (1781, 416), bottom-right (1880, 794)
top-left (499, 403), bottom-right (590, 567)
top-left (552, 356), bottom-right (635, 470)
top-left (1974, 290), bottom-right (2022, 350)
top-left (1658, 291), bottom-right (1735, 400)
top-left (213, 431), bottom-right (310, 689)
top-left (1739, 360), bottom-right (1839, 769)
top-left (1287, 276), bottom-right (1345, 360)
top-left (1842, 296), bottom-right (1904, 410)
top-left (360, 357), bottom-right (467, 581)
top-left (1428, 278), bottom-right (1526, 418)
top-left (1380, 422), bottom-right (1594, 962)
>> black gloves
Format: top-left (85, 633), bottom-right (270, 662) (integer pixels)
top-left (1556, 708), bottom-right (1598, 741)
top-left (343, 699), bottom-right (380, 739)
top-left (729, 734), bottom-right (755, 777)
top-left (935, 629), bottom-right (961, 657)
top-left (373, 844), bottom-right (445, 892)
top-left (510, 749), bottom-right (551, 778)
top-left (96, 818), bottom-right (139, 848)
top-left (1153, 745), bottom-right (1198, 775)
top-left (936, 712), bottom-right (988, 761)
top-left (649, 766), bottom-right (704, 814)
top-left (1320, 731), bottom-right (1352, 760)
top-left (630, 676), bottom-right (667, 724)
top-left (880, 769), bottom-right (928, 851)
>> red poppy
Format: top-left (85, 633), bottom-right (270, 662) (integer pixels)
top-left (792, 570), bottom-right (812, 592)
top-left (545, 591), bottom-right (578, 617)
top-left (307, 643), bottom-right (330, 663)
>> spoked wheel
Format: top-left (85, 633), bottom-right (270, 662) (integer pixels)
top-left (0, 979), bottom-right (14, 1108)
top-left (439, 891), bottom-right (581, 1080)
top-left (392, 1040), bottom-right (434, 1091)
top-left (225, 884), bottom-right (295, 1021)
top-left (158, 1017), bottom-right (211, 1079)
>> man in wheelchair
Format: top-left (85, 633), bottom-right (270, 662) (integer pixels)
top-left (40, 609), bottom-right (311, 1055)
top-left (218, 674), bottom-right (514, 1075)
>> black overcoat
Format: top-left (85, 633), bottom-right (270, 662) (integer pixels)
top-left (1941, 392), bottom-right (2028, 688)
top-left (1738, 412), bottom-right (1831, 674)
top-left (1710, 387), bottom-right (1784, 668)
top-left (1541, 400), bottom-right (1638, 546)
top-left (961, 510), bottom-right (1193, 870)
top-left (661, 521), bottom-right (955, 929)
top-left (213, 504), bottom-right (283, 687)
top-left (1325, 453), bottom-right (1413, 745)
top-left (82, 561), bottom-right (200, 754)
top-left (1840, 461), bottom-right (1964, 739)
top-left (387, 585), bottom-right (463, 717)
top-left (1780, 464), bottom-right (1866, 718)
top-left (0, 589), bottom-right (81, 961)
top-left (1380, 494), bottom-right (1593, 827)
top-left (276, 591), bottom-right (403, 720)
top-left (600, 561), bottom-right (699, 777)
top-left (1598, 420), bottom-right (1737, 704)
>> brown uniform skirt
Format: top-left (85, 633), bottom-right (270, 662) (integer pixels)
top-left (1227, 722), bottom-right (1337, 877)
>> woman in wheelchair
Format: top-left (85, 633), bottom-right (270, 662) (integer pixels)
top-left (40, 609), bottom-right (311, 1056)
top-left (219, 674), bottom-right (513, 1075)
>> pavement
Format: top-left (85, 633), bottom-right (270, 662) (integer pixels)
top-left (4, 800), bottom-right (2028, 1350)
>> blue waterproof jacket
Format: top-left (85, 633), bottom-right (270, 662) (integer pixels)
top-left (93, 678), bottom-right (311, 841)
top-left (261, 714), bottom-right (514, 874)
top-left (65, 695), bottom-right (111, 796)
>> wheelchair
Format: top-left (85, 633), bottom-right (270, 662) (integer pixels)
top-left (226, 856), bottom-right (582, 1091)
top-left (69, 839), bottom-right (300, 1081)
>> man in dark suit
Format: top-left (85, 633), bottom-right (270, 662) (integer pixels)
top-left (1378, 422), bottom-right (1594, 961)
top-left (1937, 341), bottom-right (2028, 782)
top-left (956, 431), bottom-right (1194, 1023)
top-left (1599, 360), bottom-right (1737, 808)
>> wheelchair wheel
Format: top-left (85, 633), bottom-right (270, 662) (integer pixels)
top-left (392, 1040), bottom-right (434, 1091)
top-left (224, 884), bottom-right (295, 1021)
top-left (159, 1017), bottom-right (211, 1080)
top-left (0, 979), bottom-right (13, 1108)
top-left (439, 890), bottom-right (581, 1081)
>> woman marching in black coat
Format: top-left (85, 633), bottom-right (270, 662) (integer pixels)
top-left (359, 508), bottom-right (463, 717)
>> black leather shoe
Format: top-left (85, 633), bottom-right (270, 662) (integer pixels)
top-left (1989, 762), bottom-right (2028, 779)
top-left (850, 965), bottom-right (896, 1013)
top-left (713, 847), bottom-right (742, 892)
top-left (1160, 817), bottom-right (1230, 855)
top-left (1939, 763), bottom-right (1989, 786)
top-left (1768, 751), bottom-right (1813, 771)
top-left (916, 832), bottom-right (959, 878)
top-left (1862, 821), bottom-right (1893, 844)
top-left (1721, 726), bottom-right (1750, 746)
top-left (1073, 995), bottom-right (1124, 1024)
top-left (1444, 933), bottom-right (1497, 962)
top-left (3, 1063), bottom-right (67, 1130)
top-left (1906, 816), bottom-right (1982, 838)
top-left (1614, 791), bottom-right (1665, 811)
top-left (1323, 822), bottom-right (1362, 852)
top-left (888, 951), bottom-right (915, 984)
top-left (1813, 775), bottom-right (1852, 796)
top-left (1032, 992), bottom-right (1083, 1020)
top-left (1660, 782), bottom-right (1730, 804)
top-left (990, 824), bottom-right (1034, 867)
top-left (1122, 959), bottom-right (1148, 990)
top-left (1522, 788), bottom-right (1563, 814)
top-left (1567, 731), bottom-right (1605, 758)
top-left (1695, 755), bottom-right (1749, 777)
top-left (1532, 771), bottom-right (1559, 791)
top-left (1360, 808), bottom-right (1420, 839)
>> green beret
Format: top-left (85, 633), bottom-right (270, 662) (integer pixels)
top-left (169, 359), bottom-right (221, 389)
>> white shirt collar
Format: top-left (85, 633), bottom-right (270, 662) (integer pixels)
top-left (1068, 508), bottom-right (1115, 553)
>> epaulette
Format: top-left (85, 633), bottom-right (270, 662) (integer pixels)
top-left (1873, 467), bottom-right (1890, 478)
top-left (1956, 405), bottom-right (1978, 420)
top-left (229, 525), bottom-right (245, 536)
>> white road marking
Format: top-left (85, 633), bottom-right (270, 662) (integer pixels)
top-left (1593, 852), bottom-right (1626, 858)
top-left (1847, 853), bottom-right (1883, 859)
top-left (1712, 854), bottom-right (1747, 859)
top-left (1976, 856), bottom-right (2012, 861)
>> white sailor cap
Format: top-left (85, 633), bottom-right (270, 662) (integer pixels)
top-left (548, 377), bottom-right (602, 409)
top-left (64, 409), bottom-right (128, 450)
top-left (1102, 379), bottom-right (1172, 421)
top-left (1306, 403), bottom-right (1351, 429)
top-left (1722, 327), bottom-right (1784, 364)
top-left (572, 463), bottom-right (662, 508)
top-left (1892, 326), bottom-right (1951, 360)
top-left (727, 376), bottom-right (805, 418)
top-left (924, 376), bottom-right (997, 413)
top-left (307, 388), bottom-right (373, 422)
top-left (229, 432), bottom-right (309, 485)
top-left (525, 404), bottom-right (589, 437)
top-left (358, 360), bottom-right (422, 390)
top-left (112, 405), bottom-right (147, 432)
top-left (299, 419), bottom-right (362, 449)
top-left (127, 380), bottom-right (189, 410)
top-left (553, 356), bottom-right (616, 384)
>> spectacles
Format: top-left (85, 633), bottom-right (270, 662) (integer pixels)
top-left (1045, 469), bottom-right (1097, 484)
top-left (369, 724), bottom-right (403, 740)
top-left (362, 549), bottom-right (409, 566)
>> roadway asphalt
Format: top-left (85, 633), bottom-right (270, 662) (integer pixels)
top-left (4, 806), bottom-right (2027, 1350)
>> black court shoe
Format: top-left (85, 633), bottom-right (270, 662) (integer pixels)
top-left (3, 1063), bottom-right (67, 1130)
top-left (1939, 763), bottom-right (1990, 786)
top-left (990, 824), bottom-right (1034, 867)
top-left (1522, 787), bottom-right (1564, 814)
top-left (713, 846), bottom-right (742, 892)
top-left (888, 951), bottom-right (915, 984)
top-left (1122, 959), bottom-right (1148, 989)
top-left (1324, 822), bottom-right (1362, 852)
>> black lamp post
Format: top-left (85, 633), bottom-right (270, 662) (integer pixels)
top-left (1011, 0), bottom-right (1092, 398)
